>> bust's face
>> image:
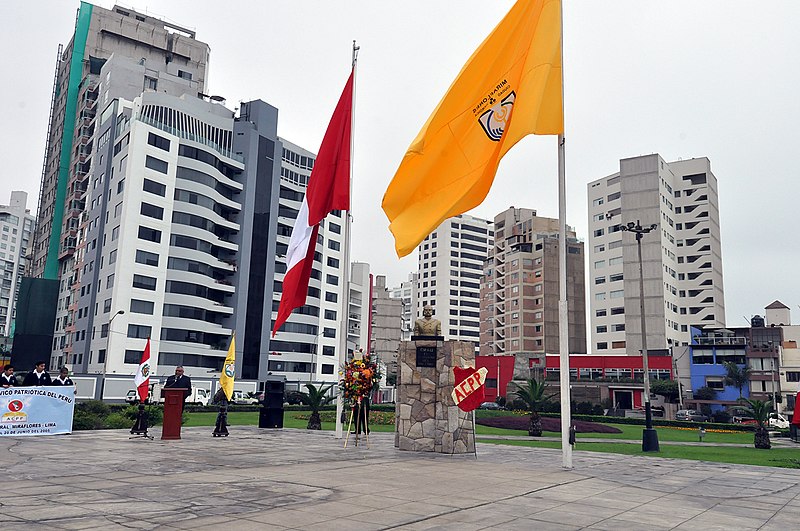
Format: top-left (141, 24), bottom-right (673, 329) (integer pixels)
top-left (423, 307), bottom-right (432, 318)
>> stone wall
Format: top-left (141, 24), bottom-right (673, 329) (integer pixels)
top-left (395, 340), bottom-right (475, 453)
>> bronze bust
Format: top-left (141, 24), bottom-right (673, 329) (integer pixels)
top-left (413, 306), bottom-right (442, 337)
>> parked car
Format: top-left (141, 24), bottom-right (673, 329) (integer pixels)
top-left (231, 390), bottom-right (259, 405)
top-left (479, 402), bottom-right (502, 410)
top-left (158, 387), bottom-right (210, 406)
top-left (676, 409), bottom-right (708, 422)
top-left (768, 413), bottom-right (790, 429)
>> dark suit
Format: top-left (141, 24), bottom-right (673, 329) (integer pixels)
top-left (23, 370), bottom-right (52, 387)
top-left (51, 377), bottom-right (74, 387)
top-left (0, 374), bottom-right (17, 387)
top-left (164, 374), bottom-right (192, 410)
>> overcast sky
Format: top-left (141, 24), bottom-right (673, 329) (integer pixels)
top-left (2, 1), bottom-right (799, 327)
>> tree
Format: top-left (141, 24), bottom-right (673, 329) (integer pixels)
top-left (512, 378), bottom-right (554, 437)
top-left (735, 398), bottom-right (772, 449)
top-left (650, 379), bottom-right (679, 403)
top-left (722, 361), bottom-right (751, 398)
top-left (297, 383), bottom-right (335, 430)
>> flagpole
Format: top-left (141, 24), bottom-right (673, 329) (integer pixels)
top-left (335, 41), bottom-right (359, 440)
top-left (556, 0), bottom-right (573, 470)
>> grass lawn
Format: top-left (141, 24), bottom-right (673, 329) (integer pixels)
top-left (573, 423), bottom-right (755, 444)
top-left (477, 437), bottom-right (800, 468)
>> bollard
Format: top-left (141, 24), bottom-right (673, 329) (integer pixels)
top-left (698, 427), bottom-right (706, 442)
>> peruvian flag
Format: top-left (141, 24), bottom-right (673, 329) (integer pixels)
top-left (133, 338), bottom-right (151, 403)
top-left (272, 69), bottom-right (353, 336)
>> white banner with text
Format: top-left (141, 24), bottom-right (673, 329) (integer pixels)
top-left (0, 386), bottom-right (75, 436)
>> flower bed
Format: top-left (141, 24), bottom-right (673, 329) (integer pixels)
top-left (293, 410), bottom-right (395, 425)
top-left (476, 415), bottom-right (622, 434)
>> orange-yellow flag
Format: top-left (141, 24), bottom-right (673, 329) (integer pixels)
top-left (382, 0), bottom-right (563, 257)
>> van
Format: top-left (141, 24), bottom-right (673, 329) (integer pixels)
top-left (125, 383), bottom-right (162, 405)
top-left (231, 390), bottom-right (259, 405)
top-left (157, 387), bottom-right (209, 406)
top-left (769, 413), bottom-right (790, 429)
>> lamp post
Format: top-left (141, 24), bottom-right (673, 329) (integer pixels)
top-left (621, 220), bottom-right (660, 452)
top-left (768, 340), bottom-right (778, 410)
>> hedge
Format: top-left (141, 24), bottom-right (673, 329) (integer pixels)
top-left (540, 412), bottom-right (757, 432)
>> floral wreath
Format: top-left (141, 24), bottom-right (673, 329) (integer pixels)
top-left (340, 349), bottom-right (382, 402)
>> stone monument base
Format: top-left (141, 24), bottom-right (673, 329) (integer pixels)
top-left (395, 340), bottom-right (475, 454)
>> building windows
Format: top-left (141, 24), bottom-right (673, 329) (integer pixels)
top-left (103, 299), bottom-right (112, 313)
top-left (327, 257), bottom-right (339, 268)
top-left (328, 240), bottom-right (340, 251)
top-left (596, 326), bottom-right (607, 333)
top-left (145, 155), bottom-right (169, 174)
top-left (132, 275), bottom-right (157, 291)
top-left (325, 292), bottom-right (338, 303)
top-left (594, 260), bottom-right (605, 269)
top-left (595, 276), bottom-right (606, 285)
top-left (135, 250), bottom-right (159, 266)
top-left (109, 249), bottom-right (117, 264)
top-left (613, 324), bottom-right (625, 332)
top-left (140, 202), bottom-right (164, 220)
top-left (610, 290), bottom-right (624, 299)
top-left (143, 178), bottom-right (166, 197)
top-left (595, 309), bottom-right (607, 317)
top-left (597, 342), bottom-right (608, 350)
top-left (321, 364), bottom-right (335, 375)
top-left (322, 346), bottom-right (335, 356)
top-left (127, 324), bottom-right (152, 339)
top-left (326, 274), bottom-right (339, 285)
top-left (138, 226), bottom-right (161, 243)
top-left (611, 341), bottom-right (626, 349)
top-left (124, 349), bottom-right (144, 364)
top-left (594, 229), bottom-right (604, 237)
top-left (324, 309), bottom-right (337, 320)
top-left (595, 292), bottom-right (606, 301)
top-left (130, 299), bottom-right (155, 315)
top-left (593, 198), bottom-right (604, 206)
top-left (147, 132), bottom-right (171, 151)
top-left (609, 273), bottom-right (623, 282)
top-left (111, 226), bottom-right (120, 241)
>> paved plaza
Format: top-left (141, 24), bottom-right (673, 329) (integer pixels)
top-left (0, 426), bottom-right (798, 530)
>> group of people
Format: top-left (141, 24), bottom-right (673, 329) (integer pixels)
top-left (1, 361), bottom-right (74, 388)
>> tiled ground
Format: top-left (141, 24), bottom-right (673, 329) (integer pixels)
top-left (0, 426), bottom-right (797, 529)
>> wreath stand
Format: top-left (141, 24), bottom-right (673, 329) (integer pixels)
top-left (343, 397), bottom-right (370, 449)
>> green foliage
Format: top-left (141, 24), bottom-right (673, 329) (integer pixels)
top-left (512, 378), bottom-right (554, 437)
top-left (693, 386), bottom-right (717, 401)
top-left (650, 379), bottom-right (679, 402)
top-left (297, 383), bottom-right (336, 413)
top-left (723, 362), bottom-right (752, 397)
top-left (540, 412), bottom-right (757, 432)
top-left (494, 396), bottom-right (506, 408)
top-left (734, 398), bottom-right (773, 429)
top-left (73, 401), bottom-right (167, 430)
top-left (385, 373), bottom-right (397, 386)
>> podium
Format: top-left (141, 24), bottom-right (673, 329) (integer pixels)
top-left (162, 388), bottom-right (187, 440)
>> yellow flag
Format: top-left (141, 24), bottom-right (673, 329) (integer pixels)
top-left (382, 0), bottom-right (563, 257)
top-left (220, 334), bottom-right (235, 401)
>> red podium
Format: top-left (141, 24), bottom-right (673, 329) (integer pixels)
top-left (162, 388), bottom-right (187, 440)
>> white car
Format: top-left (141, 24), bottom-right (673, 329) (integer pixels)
top-left (231, 390), bottom-right (259, 405)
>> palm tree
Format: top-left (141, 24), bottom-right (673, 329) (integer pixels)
top-left (297, 383), bottom-right (335, 430)
top-left (722, 361), bottom-right (751, 397)
top-left (735, 397), bottom-right (772, 449)
top-left (512, 378), bottom-right (554, 437)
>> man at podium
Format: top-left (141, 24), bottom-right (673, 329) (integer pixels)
top-left (164, 366), bottom-right (192, 412)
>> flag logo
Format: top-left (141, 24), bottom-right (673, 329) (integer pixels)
top-left (224, 363), bottom-right (235, 378)
top-left (478, 92), bottom-right (515, 142)
top-left (141, 364), bottom-right (150, 378)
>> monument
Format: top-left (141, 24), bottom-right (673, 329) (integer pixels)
top-left (395, 306), bottom-right (475, 454)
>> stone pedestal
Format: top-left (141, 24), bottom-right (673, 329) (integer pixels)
top-left (395, 340), bottom-right (475, 453)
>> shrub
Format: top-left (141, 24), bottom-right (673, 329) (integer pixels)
top-left (591, 404), bottom-right (605, 416)
top-left (573, 401), bottom-right (594, 415)
top-left (495, 396), bottom-right (506, 408)
top-left (476, 415), bottom-right (622, 434)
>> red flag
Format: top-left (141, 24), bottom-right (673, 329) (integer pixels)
top-left (273, 70), bottom-right (353, 336)
top-left (133, 338), bottom-right (151, 403)
top-left (793, 392), bottom-right (800, 427)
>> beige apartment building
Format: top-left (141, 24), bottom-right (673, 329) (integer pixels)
top-left (479, 207), bottom-right (586, 357)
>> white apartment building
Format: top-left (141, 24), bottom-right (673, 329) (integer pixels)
top-left (587, 154), bottom-right (725, 355)
top-left (0, 192), bottom-right (35, 338)
top-left (389, 273), bottom-right (416, 341)
top-left (268, 140), bottom-right (349, 384)
top-left (417, 214), bottom-right (494, 349)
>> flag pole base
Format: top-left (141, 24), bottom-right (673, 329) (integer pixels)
top-left (130, 403), bottom-right (153, 440)
top-left (212, 402), bottom-right (229, 437)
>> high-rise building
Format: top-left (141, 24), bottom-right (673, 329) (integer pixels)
top-left (389, 273), bottom-right (416, 342)
top-left (587, 154), bottom-right (725, 355)
top-left (480, 207), bottom-right (586, 357)
top-left (372, 275), bottom-right (403, 377)
top-left (416, 214), bottom-right (493, 349)
top-left (0, 192), bottom-right (36, 338)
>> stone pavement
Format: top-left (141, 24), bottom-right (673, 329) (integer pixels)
top-left (0, 426), bottom-right (798, 530)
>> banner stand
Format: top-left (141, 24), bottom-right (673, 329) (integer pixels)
top-left (212, 401), bottom-right (229, 437)
top-left (129, 403), bottom-right (153, 440)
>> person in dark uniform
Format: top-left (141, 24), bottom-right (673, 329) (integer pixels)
top-left (164, 366), bottom-right (192, 411)
top-left (1, 365), bottom-right (17, 387)
top-left (23, 361), bottom-right (52, 386)
top-left (51, 367), bottom-right (75, 393)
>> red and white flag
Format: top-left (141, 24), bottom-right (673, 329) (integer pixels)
top-left (133, 338), bottom-right (151, 403)
top-left (272, 70), bottom-right (353, 336)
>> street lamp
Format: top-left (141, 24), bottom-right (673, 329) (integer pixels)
top-left (621, 220), bottom-right (660, 452)
top-left (101, 310), bottom-right (125, 375)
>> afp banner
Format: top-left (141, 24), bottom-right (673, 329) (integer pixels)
top-left (0, 386), bottom-right (75, 436)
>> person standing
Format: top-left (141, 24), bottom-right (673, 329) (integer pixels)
top-left (23, 361), bottom-right (52, 386)
top-left (51, 367), bottom-right (76, 394)
top-left (0, 365), bottom-right (17, 387)
top-left (164, 366), bottom-right (192, 411)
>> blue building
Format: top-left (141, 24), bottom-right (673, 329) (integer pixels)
top-left (689, 326), bottom-right (749, 411)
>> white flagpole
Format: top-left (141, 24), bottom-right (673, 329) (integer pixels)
top-left (335, 41), bottom-right (359, 439)
top-left (556, 0), bottom-right (573, 470)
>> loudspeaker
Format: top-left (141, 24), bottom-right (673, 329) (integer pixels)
top-left (259, 407), bottom-right (283, 428)
top-left (264, 380), bottom-right (284, 408)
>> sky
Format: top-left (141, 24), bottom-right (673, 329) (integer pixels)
top-left (1, 1), bottom-right (799, 328)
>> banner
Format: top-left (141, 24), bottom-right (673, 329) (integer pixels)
top-left (0, 386), bottom-right (75, 436)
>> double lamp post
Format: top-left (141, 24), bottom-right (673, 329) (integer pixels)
top-left (621, 220), bottom-right (660, 452)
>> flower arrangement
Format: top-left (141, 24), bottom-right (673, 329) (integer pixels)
top-left (340, 350), bottom-right (382, 402)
